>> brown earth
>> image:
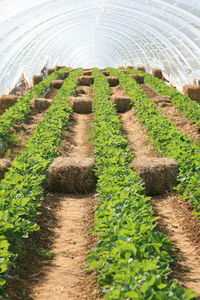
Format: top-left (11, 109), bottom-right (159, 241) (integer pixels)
top-left (119, 92), bottom-right (200, 297)
top-left (6, 85), bottom-right (99, 299)
top-left (141, 84), bottom-right (200, 143)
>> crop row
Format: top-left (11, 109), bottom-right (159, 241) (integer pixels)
top-left (108, 68), bottom-right (200, 214)
top-left (0, 67), bottom-right (68, 147)
top-left (87, 68), bottom-right (195, 299)
top-left (126, 68), bottom-right (200, 130)
top-left (0, 68), bottom-right (83, 296)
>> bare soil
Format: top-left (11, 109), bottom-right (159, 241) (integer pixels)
top-left (141, 84), bottom-right (200, 144)
top-left (6, 85), bottom-right (99, 299)
top-left (120, 101), bottom-right (200, 297)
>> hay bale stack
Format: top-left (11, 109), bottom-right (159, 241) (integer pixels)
top-left (62, 71), bottom-right (71, 79)
top-left (31, 98), bottom-right (53, 111)
top-left (51, 80), bottom-right (64, 89)
top-left (101, 71), bottom-right (109, 76)
top-left (69, 97), bottom-right (93, 114)
top-left (130, 74), bottom-right (144, 84)
top-left (152, 96), bottom-right (171, 104)
top-left (77, 86), bottom-right (91, 96)
top-left (78, 76), bottom-right (94, 86)
top-left (152, 68), bottom-right (163, 80)
top-left (83, 70), bottom-right (93, 76)
top-left (48, 157), bottom-right (96, 194)
top-left (137, 66), bottom-right (146, 72)
top-left (183, 85), bottom-right (200, 101)
top-left (32, 75), bottom-right (42, 86)
top-left (0, 159), bottom-right (11, 180)
top-left (132, 157), bottom-right (178, 196)
top-left (107, 76), bottom-right (119, 87)
top-left (0, 95), bottom-right (19, 114)
top-left (47, 68), bottom-right (56, 76)
top-left (55, 65), bottom-right (66, 71)
top-left (111, 96), bottom-right (131, 113)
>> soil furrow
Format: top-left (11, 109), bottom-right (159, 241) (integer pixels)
top-left (118, 87), bottom-right (200, 296)
top-left (5, 85), bottom-right (98, 299)
top-left (141, 83), bottom-right (200, 144)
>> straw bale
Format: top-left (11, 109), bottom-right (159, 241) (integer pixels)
top-left (107, 76), bottom-right (119, 87)
top-left (47, 68), bottom-right (56, 76)
top-left (183, 85), bottom-right (200, 101)
top-left (77, 86), bottom-right (91, 96)
top-left (78, 76), bottom-right (94, 86)
top-left (0, 159), bottom-right (11, 180)
top-left (62, 71), bottom-right (71, 79)
top-left (152, 96), bottom-right (171, 104)
top-left (127, 66), bottom-right (134, 69)
top-left (32, 75), bottom-right (42, 86)
top-left (130, 74), bottom-right (144, 84)
top-left (137, 66), bottom-right (146, 72)
top-left (101, 71), bottom-right (109, 76)
top-left (31, 98), bottom-right (53, 111)
top-left (83, 70), bottom-right (93, 76)
top-left (69, 97), bottom-right (93, 114)
top-left (152, 68), bottom-right (163, 80)
top-left (55, 66), bottom-right (66, 71)
top-left (51, 80), bottom-right (64, 89)
top-left (0, 95), bottom-right (19, 114)
top-left (48, 157), bottom-right (96, 194)
top-left (132, 157), bottom-right (178, 196)
top-left (111, 96), bottom-right (131, 113)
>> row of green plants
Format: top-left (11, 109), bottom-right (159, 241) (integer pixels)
top-left (0, 67), bottom-right (68, 147)
top-left (125, 68), bottom-right (200, 130)
top-left (87, 68), bottom-right (196, 299)
top-left (108, 68), bottom-right (200, 214)
top-left (0, 68), bottom-right (83, 297)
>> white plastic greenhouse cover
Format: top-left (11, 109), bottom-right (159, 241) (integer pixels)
top-left (1, 0), bottom-right (200, 93)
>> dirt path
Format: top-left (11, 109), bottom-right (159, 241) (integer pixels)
top-left (118, 88), bottom-right (200, 296)
top-left (5, 85), bottom-right (99, 299)
top-left (141, 84), bottom-right (200, 144)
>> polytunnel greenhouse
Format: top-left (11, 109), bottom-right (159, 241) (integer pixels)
top-left (0, 0), bottom-right (200, 299)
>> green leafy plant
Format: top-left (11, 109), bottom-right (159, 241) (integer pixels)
top-left (87, 68), bottom-right (196, 299)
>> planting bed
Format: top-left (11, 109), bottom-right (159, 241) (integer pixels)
top-left (1, 67), bottom-right (200, 300)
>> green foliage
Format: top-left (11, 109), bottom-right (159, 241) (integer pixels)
top-left (0, 67), bottom-right (68, 146)
top-left (0, 68), bottom-right (83, 295)
top-left (126, 68), bottom-right (200, 130)
top-left (87, 68), bottom-right (196, 299)
top-left (108, 68), bottom-right (200, 216)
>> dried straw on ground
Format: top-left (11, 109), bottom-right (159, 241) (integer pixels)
top-left (78, 76), bottom-right (94, 86)
top-left (69, 97), bottom-right (93, 114)
top-left (107, 76), bottom-right (119, 87)
top-left (32, 75), bottom-right (42, 86)
top-left (48, 157), bottom-right (96, 194)
top-left (152, 68), bottom-right (163, 79)
top-left (83, 70), bottom-right (93, 76)
top-left (0, 95), bottom-right (19, 114)
top-left (137, 66), bottom-right (146, 72)
top-left (111, 96), bottom-right (131, 113)
top-left (47, 68), bottom-right (56, 76)
top-left (183, 85), bottom-right (200, 101)
top-left (111, 85), bottom-right (126, 97)
top-left (152, 96), bottom-right (171, 104)
top-left (31, 98), bottom-right (53, 111)
top-left (51, 80), bottom-right (64, 89)
top-left (132, 157), bottom-right (178, 196)
top-left (0, 159), bottom-right (11, 180)
top-left (130, 74), bottom-right (144, 84)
